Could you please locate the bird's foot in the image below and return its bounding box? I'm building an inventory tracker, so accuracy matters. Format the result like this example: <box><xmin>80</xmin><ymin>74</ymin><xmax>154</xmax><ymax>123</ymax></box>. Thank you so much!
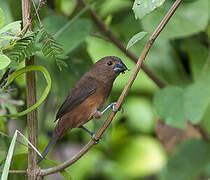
<box><xmin>93</xmin><ymin>110</ymin><xmax>103</xmax><ymax>119</ymax></box>
<box><xmin>101</xmin><ymin>102</ymin><xmax>124</xmax><ymax>114</ymax></box>
<box><xmin>110</xmin><ymin>102</ymin><xmax>124</xmax><ymax>113</ymax></box>
<box><xmin>91</xmin><ymin>134</ymin><xmax>100</xmax><ymax>144</ymax></box>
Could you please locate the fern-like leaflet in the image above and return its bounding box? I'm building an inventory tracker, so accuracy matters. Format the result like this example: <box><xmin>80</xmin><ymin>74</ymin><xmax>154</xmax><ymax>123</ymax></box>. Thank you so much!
<box><xmin>4</xmin><ymin>32</ymin><xmax>37</xmax><ymax>63</ymax></box>
<box><xmin>37</xmin><ymin>28</ymin><xmax>67</xmax><ymax>70</ymax></box>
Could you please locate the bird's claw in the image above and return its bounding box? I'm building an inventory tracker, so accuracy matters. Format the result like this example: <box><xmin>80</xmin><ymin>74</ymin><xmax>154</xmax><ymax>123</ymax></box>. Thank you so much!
<box><xmin>111</xmin><ymin>102</ymin><xmax>124</xmax><ymax>113</ymax></box>
<box><xmin>91</xmin><ymin>134</ymin><xmax>100</xmax><ymax>144</ymax></box>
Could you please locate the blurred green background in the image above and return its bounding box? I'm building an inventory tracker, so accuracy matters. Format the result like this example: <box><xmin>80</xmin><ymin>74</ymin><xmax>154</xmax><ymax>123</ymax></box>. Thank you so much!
<box><xmin>0</xmin><ymin>0</ymin><xmax>210</xmax><ymax>179</ymax></box>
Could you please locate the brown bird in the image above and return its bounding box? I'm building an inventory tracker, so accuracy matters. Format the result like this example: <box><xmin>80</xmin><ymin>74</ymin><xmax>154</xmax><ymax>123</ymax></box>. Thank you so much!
<box><xmin>39</xmin><ymin>56</ymin><xmax>129</xmax><ymax>162</ymax></box>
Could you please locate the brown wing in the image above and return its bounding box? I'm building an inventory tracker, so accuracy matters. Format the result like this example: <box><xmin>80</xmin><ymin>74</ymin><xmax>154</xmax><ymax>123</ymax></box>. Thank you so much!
<box><xmin>55</xmin><ymin>76</ymin><xmax>98</xmax><ymax>121</ymax></box>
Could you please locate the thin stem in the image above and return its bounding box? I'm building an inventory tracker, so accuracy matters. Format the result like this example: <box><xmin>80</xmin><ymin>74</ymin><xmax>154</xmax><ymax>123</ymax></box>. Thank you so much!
<box><xmin>40</xmin><ymin>0</ymin><xmax>182</xmax><ymax>176</ymax></box>
<box><xmin>78</xmin><ymin>0</ymin><xmax>165</xmax><ymax>88</ymax></box>
<box><xmin>53</xmin><ymin>5</ymin><xmax>90</xmax><ymax>38</ymax></box>
<box><xmin>16</xmin><ymin>22</ymin><xmax>30</xmax><ymax>37</ymax></box>
<box><xmin>0</xmin><ymin>170</ymin><xmax>26</xmax><ymax>174</ymax></box>
<box><xmin>31</xmin><ymin>0</ymin><xmax>43</xmax><ymax>28</ymax></box>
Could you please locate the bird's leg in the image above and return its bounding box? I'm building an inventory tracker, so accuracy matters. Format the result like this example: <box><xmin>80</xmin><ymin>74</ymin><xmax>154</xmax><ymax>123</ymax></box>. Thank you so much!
<box><xmin>93</xmin><ymin>110</ymin><xmax>103</xmax><ymax>119</ymax></box>
<box><xmin>80</xmin><ymin>126</ymin><xmax>99</xmax><ymax>144</ymax></box>
<box><xmin>93</xmin><ymin>103</ymin><xmax>123</xmax><ymax>119</ymax></box>
<box><xmin>101</xmin><ymin>102</ymin><xmax>124</xmax><ymax>114</ymax></box>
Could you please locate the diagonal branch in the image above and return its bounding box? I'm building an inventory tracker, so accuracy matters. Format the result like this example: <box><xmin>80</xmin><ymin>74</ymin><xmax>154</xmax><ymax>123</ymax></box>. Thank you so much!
<box><xmin>40</xmin><ymin>0</ymin><xmax>182</xmax><ymax>176</ymax></box>
<box><xmin>78</xmin><ymin>0</ymin><xmax>165</xmax><ymax>88</ymax></box>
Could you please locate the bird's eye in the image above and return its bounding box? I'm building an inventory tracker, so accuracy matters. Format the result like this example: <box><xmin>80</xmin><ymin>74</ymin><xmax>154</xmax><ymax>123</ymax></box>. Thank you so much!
<box><xmin>107</xmin><ymin>61</ymin><xmax>113</xmax><ymax>66</ymax></box>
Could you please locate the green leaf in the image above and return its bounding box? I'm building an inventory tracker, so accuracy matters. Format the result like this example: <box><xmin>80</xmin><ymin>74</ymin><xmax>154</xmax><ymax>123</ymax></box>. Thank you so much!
<box><xmin>0</xmin><ymin>35</ymin><xmax>20</xmax><ymax>40</ymax></box>
<box><xmin>159</xmin><ymin>139</ymin><xmax>210</xmax><ymax>180</ymax></box>
<box><xmin>1</xmin><ymin>65</ymin><xmax>51</xmax><ymax>117</ymax></box>
<box><xmin>181</xmin><ymin>39</ymin><xmax>209</xmax><ymax>81</ymax></box>
<box><xmin>5</xmin><ymin>32</ymin><xmax>37</xmax><ymax>62</ymax></box>
<box><xmin>0</xmin><ymin>8</ymin><xmax>5</xmax><ymax>29</ymax></box>
<box><xmin>142</xmin><ymin>0</ymin><xmax>210</xmax><ymax>38</ymax></box>
<box><xmin>99</xmin><ymin>0</ymin><xmax>132</xmax><ymax>18</ymax></box>
<box><xmin>42</xmin><ymin>15</ymin><xmax>92</xmax><ymax>54</ymax></box>
<box><xmin>154</xmin><ymin>81</ymin><xmax>210</xmax><ymax>128</ymax></box>
<box><xmin>60</xmin><ymin>0</ymin><xmax>77</xmax><ymax>16</ymax></box>
<box><xmin>133</xmin><ymin>0</ymin><xmax>165</xmax><ymax>19</ymax></box>
<box><xmin>0</xmin><ymin>21</ymin><xmax>21</xmax><ymax>35</ymax></box>
<box><xmin>143</xmin><ymin>38</ymin><xmax>188</xmax><ymax>85</ymax></box>
<box><xmin>184</xmin><ymin>81</ymin><xmax>210</xmax><ymax>124</ymax></box>
<box><xmin>37</xmin><ymin>29</ymin><xmax>65</xmax><ymax>61</ymax></box>
<box><xmin>0</xmin><ymin>54</ymin><xmax>11</xmax><ymax>70</ymax></box>
<box><xmin>56</xmin><ymin>18</ymin><xmax>92</xmax><ymax>54</ymax></box>
<box><xmin>1</xmin><ymin>130</ymin><xmax>17</xmax><ymax>180</ymax></box>
<box><xmin>200</xmin><ymin>105</ymin><xmax>210</xmax><ymax>134</ymax></box>
<box><xmin>126</xmin><ymin>31</ymin><xmax>147</xmax><ymax>49</ymax></box>
<box><xmin>154</xmin><ymin>86</ymin><xmax>185</xmax><ymax>128</ymax></box>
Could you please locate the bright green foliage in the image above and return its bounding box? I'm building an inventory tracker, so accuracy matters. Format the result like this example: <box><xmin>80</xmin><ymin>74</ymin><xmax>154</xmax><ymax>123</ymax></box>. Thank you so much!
<box><xmin>0</xmin><ymin>21</ymin><xmax>21</xmax><ymax>51</ymax></box>
<box><xmin>0</xmin><ymin>8</ymin><xmax>5</xmax><ymax>29</ymax></box>
<box><xmin>154</xmin><ymin>80</ymin><xmax>210</xmax><ymax>128</ymax></box>
<box><xmin>1</xmin><ymin>65</ymin><xmax>51</xmax><ymax>117</ymax></box>
<box><xmin>0</xmin><ymin>21</ymin><xmax>21</xmax><ymax>35</ymax></box>
<box><xmin>5</xmin><ymin>32</ymin><xmax>37</xmax><ymax>63</ymax></box>
<box><xmin>42</xmin><ymin>15</ymin><xmax>92</xmax><ymax>54</ymax></box>
<box><xmin>142</xmin><ymin>0</ymin><xmax>210</xmax><ymax>38</ymax></box>
<box><xmin>37</xmin><ymin>28</ymin><xmax>66</xmax><ymax>63</ymax></box>
<box><xmin>126</xmin><ymin>31</ymin><xmax>147</xmax><ymax>49</ymax></box>
<box><xmin>1</xmin><ymin>131</ymin><xmax>17</xmax><ymax>180</ymax></box>
<box><xmin>0</xmin><ymin>54</ymin><xmax>10</xmax><ymax>70</ymax></box>
<box><xmin>181</xmin><ymin>39</ymin><xmax>209</xmax><ymax>81</ymax></box>
<box><xmin>99</xmin><ymin>0</ymin><xmax>132</xmax><ymax>18</ymax></box>
<box><xmin>144</xmin><ymin>38</ymin><xmax>188</xmax><ymax>85</ymax></box>
<box><xmin>154</xmin><ymin>86</ymin><xmax>185</xmax><ymax>128</ymax></box>
<box><xmin>133</xmin><ymin>0</ymin><xmax>165</xmax><ymax>19</ymax></box>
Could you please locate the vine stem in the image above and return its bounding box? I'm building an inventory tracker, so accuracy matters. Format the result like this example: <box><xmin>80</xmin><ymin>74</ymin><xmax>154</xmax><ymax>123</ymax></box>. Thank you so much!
<box><xmin>40</xmin><ymin>0</ymin><xmax>183</xmax><ymax>176</ymax></box>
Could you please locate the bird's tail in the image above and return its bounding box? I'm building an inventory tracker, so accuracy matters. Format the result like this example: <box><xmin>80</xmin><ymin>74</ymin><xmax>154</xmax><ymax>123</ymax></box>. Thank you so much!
<box><xmin>38</xmin><ymin>134</ymin><xmax>58</xmax><ymax>163</ymax></box>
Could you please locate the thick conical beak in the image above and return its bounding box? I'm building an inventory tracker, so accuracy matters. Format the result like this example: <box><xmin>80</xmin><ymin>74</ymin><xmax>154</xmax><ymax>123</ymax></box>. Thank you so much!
<box><xmin>114</xmin><ymin>60</ymin><xmax>130</xmax><ymax>74</ymax></box>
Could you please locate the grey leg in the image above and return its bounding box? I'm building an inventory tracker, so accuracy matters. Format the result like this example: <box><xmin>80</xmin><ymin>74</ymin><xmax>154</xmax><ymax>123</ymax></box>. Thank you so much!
<box><xmin>101</xmin><ymin>102</ymin><xmax>124</xmax><ymax>114</ymax></box>
<box><xmin>80</xmin><ymin>126</ymin><xmax>99</xmax><ymax>144</ymax></box>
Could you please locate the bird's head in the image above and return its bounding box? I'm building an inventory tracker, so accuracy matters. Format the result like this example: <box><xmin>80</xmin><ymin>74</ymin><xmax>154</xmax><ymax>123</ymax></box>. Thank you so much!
<box><xmin>90</xmin><ymin>56</ymin><xmax>129</xmax><ymax>81</ymax></box>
